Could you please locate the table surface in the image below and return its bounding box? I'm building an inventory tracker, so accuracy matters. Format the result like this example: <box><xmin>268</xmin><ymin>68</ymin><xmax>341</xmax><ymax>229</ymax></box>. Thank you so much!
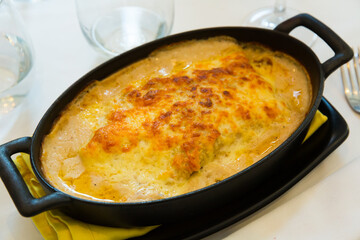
<box><xmin>1</xmin><ymin>0</ymin><xmax>360</xmax><ymax>239</ymax></box>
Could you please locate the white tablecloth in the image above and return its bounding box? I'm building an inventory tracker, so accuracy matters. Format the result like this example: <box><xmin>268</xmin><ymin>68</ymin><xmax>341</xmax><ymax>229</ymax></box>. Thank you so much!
<box><xmin>1</xmin><ymin>0</ymin><xmax>360</xmax><ymax>239</ymax></box>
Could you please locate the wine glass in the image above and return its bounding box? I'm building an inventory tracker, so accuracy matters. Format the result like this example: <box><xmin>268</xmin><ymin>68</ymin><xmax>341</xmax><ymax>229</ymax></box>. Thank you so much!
<box><xmin>0</xmin><ymin>0</ymin><xmax>35</xmax><ymax>135</ymax></box>
<box><xmin>243</xmin><ymin>0</ymin><xmax>317</xmax><ymax>47</ymax></box>
<box><xmin>75</xmin><ymin>0</ymin><xmax>174</xmax><ymax>58</ymax></box>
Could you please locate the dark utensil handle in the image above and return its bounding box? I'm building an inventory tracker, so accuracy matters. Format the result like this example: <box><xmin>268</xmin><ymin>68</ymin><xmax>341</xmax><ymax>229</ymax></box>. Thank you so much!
<box><xmin>0</xmin><ymin>137</ymin><xmax>70</xmax><ymax>217</ymax></box>
<box><xmin>275</xmin><ymin>13</ymin><xmax>353</xmax><ymax>78</ymax></box>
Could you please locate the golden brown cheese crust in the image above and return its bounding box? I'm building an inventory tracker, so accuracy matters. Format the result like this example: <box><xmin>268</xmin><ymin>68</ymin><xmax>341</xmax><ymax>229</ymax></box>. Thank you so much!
<box><xmin>41</xmin><ymin>37</ymin><xmax>312</xmax><ymax>202</ymax></box>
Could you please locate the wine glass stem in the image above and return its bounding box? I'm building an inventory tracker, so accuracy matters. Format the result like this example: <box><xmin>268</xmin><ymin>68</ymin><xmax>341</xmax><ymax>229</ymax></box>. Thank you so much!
<box><xmin>274</xmin><ymin>0</ymin><xmax>286</xmax><ymax>13</ymax></box>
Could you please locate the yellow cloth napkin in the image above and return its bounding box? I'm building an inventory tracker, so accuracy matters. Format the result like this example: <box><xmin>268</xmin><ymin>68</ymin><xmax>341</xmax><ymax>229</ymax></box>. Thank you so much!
<box><xmin>13</xmin><ymin>155</ymin><xmax>158</xmax><ymax>240</ymax></box>
<box><xmin>12</xmin><ymin>110</ymin><xmax>327</xmax><ymax>240</ymax></box>
<box><xmin>303</xmin><ymin>110</ymin><xmax>328</xmax><ymax>142</ymax></box>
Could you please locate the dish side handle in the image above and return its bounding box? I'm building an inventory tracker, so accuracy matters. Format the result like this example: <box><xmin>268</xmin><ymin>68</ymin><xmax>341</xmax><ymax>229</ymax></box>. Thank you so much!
<box><xmin>0</xmin><ymin>137</ymin><xmax>70</xmax><ymax>217</ymax></box>
<box><xmin>275</xmin><ymin>13</ymin><xmax>353</xmax><ymax>79</ymax></box>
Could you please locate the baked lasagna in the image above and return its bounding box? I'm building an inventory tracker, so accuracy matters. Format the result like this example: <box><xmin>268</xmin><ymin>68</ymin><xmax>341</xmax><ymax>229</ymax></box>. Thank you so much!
<box><xmin>41</xmin><ymin>36</ymin><xmax>312</xmax><ymax>202</ymax></box>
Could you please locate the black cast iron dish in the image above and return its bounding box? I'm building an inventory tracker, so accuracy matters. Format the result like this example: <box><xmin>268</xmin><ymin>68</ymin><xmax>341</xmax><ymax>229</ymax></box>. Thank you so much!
<box><xmin>0</xmin><ymin>14</ymin><xmax>353</xmax><ymax>227</ymax></box>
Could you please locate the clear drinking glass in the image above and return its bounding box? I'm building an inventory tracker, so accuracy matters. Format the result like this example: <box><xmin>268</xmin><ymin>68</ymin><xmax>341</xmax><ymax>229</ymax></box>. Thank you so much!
<box><xmin>243</xmin><ymin>0</ymin><xmax>317</xmax><ymax>47</ymax></box>
<box><xmin>0</xmin><ymin>0</ymin><xmax>34</xmax><ymax>117</ymax></box>
<box><xmin>75</xmin><ymin>0</ymin><xmax>174</xmax><ymax>57</ymax></box>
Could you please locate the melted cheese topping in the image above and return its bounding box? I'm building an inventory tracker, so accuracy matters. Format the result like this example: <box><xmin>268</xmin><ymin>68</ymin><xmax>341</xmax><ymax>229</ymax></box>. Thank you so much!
<box><xmin>41</xmin><ymin>37</ymin><xmax>312</xmax><ymax>202</ymax></box>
